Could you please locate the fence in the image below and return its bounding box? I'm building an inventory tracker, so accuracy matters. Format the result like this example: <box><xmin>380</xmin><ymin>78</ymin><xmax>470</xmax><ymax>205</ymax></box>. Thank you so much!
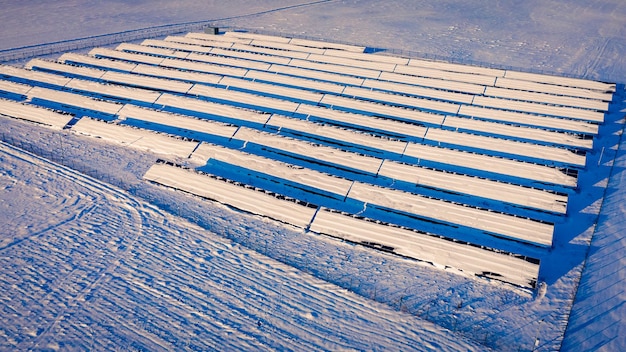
<box><xmin>0</xmin><ymin>21</ymin><xmax>218</xmax><ymax>63</ymax></box>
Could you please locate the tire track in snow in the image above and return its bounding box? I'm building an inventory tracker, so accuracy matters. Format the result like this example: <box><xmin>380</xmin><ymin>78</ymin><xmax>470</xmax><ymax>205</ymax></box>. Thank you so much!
<box><xmin>0</xmin><ymin>142</ymin><xmax>149</xmax><ymax>349</ymax></box>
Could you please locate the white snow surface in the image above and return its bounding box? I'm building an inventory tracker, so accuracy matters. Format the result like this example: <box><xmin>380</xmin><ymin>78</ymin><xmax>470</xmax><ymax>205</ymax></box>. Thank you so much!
<box><xmin>0</xmin><ymin>1</ymin><xmax>625</xmax><ymax>351</ymax></box>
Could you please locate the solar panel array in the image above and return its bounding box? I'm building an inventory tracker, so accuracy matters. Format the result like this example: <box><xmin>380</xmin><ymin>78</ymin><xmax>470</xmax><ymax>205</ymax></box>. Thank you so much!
<box><xmin>0</xmin><ymin>30</ymin><xmax>615</xmax><ymax>288</ymax></box>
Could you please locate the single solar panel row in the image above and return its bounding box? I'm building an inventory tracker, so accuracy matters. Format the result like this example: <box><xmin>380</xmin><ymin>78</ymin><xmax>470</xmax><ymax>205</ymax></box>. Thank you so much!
<box><xmin>0</xmin><ymin>98</ymin><xmax>74</xmax><ymax>129</ymax></box>
<box><xmin>144</xmin><ymin>163</ymin><xmax>318</xmax><ymax>229</ymax></box>
<box><xmin>309</xmin><ymin>210</ymin><xmax>539</xmax><ymax>288</ymax></box>
<box><xmin>72</xmin><ymin>118</ymin><xmax>199</xmax><ymax>158</ymax></box>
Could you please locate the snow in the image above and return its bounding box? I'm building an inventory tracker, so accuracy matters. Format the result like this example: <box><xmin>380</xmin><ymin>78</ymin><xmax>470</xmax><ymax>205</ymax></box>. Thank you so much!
<box><xmin>1</xmin><ymin>141</ymin><xmax>486</xmax><ymax>351</ymax></box>
<box><xmin>309</xmin><ymin>210</ymin><xmax>539</xmax><ymax>288</ymax></box>
<box><xmin>457</xmin><ymin>105</ymin><xmax>599</xmax><ymax>134</ymax></box>
<box><xmin>561</xmin><ymin>132</ymin><xmax>626</xmax><ymax>350</ymax></box>
<box><xmin>441</xmin><ymin>115</ymin><xmax>594</xmax><ymax>149</ymax></box>
<box><xmin>0</xmin><ymin>1</ymin><xmax>625</xmax><ymax>351</ymax></box>
<box><xmin>401</xmin><ymin>143</ymin><xmax>578</xmax><ymax>188</ymax></box>
<box><xmin>0</xmin><ymin>98</ymin><xmax>74</xmax><ymax>130</ymax></box>
<box><xmin>345</xmin><ymin>182</ymin><xmax>554</xmax><ymax>247</ymax></box>
<box><xmin>144</xmin><ymin>162</ymin><xmax>318</xmax><ymax>229</ymax></box>
<box><xmin>482</xmin><ymin>86</ymin><xmax>610</xmax><ymax>111</ymax></box>
<box><xmin>471</xmin><ymin>95</ymin><xmax>605</xmax><ymax>122</ymax></box>
<box><xmin>72</xmin><ymin>118</ymin><xmax>199</xmax><ymax>160</ymax></box>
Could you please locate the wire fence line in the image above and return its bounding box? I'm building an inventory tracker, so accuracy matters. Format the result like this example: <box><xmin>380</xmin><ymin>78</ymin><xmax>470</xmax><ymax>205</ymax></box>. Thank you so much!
<box><xmin>0</xmin><ymin>21</ymin><xmax>217</xmax><ymax>64</ymax></box>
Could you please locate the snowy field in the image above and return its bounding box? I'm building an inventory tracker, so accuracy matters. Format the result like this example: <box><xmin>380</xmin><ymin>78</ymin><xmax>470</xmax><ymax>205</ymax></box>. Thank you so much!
<box><xmin>1</xmin><ymin>1</ymin><xmax>625</xmax><ymax>351</ymax></box>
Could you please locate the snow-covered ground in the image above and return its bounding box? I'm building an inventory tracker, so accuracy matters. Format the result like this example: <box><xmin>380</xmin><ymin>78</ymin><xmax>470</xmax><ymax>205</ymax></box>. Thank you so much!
<box><xmin>1</xmin><ymin>1</ymin><xmax>625</xmax><ymax>351</ymax></box>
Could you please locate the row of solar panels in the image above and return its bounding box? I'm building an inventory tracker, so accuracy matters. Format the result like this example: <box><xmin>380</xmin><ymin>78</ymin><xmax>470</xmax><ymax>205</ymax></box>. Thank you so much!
<box><xmin>0</xmin><ymin>31</ymin><xmax>613</xmax><ymax>287</ymax></box>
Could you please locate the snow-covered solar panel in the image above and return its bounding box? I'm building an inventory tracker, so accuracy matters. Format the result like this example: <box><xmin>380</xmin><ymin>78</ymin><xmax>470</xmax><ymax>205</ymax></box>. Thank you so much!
<box><xmin>0</xmin><ymin>98</ymin><xmax>73</xmax><ymax>129</ymax></box>
<box><xmin>494</xmin><ymin>77</ymin><xmax>613</xmax><ymax>101</ymax></box>
<box><xmin>165</xmin><ymin>35</ymin><xmax>236</xmax><ymax>49</ymax></box>
<box><xmin>0</xmin><ymin>65</ymin><xmax>72</xmax><ymax>87</ymax></box>
<box><xmin>65</xmin><ymin>78</ymin><xmax>162</xmax><ymax>104</ymax></box>
<box><xmin>379</xmin><ymin>71</ymin><xmax>486</xmax><ymax>95</ymax></box>
<box><xmin>187</xmin><ymin>84</ymin><xmax>300</xmax><ymax>114</ymax></box>
<box><xmin>143</xmin><ymin>38</ymin><xmax>214</xmax><ymax>54</ymax></box>
<box><xmin>149</xmin><ymin>38</ymin><xmax>294</xmax><ymax>65</ymax></box>
<box><xmin>25</xmin><ymin>58</ymin><xmax>107</xmax><ymax>79</ymax></box>
<box><xmin>347</xmin><ymin>182</ymin><xmax>554</xmax><ymax>247</ymax></box>
<box><xmin>185</xmin><ymin>32</ymin><xmax>253</xmax><ymax>45</ymax></box>
<box><xmin>218</xmin><ymin>76</ymin><xmax>324</xmax><ymax>104</ymax></box>
<box><xmin>90</xmin><ymin>48</ymin><xmax>165</xmax><ymax>65</ymax></box>
<box><xmin>288</xmin><ymin>58</ymin><xmax>382</xmax><ymax>79</ymax></box>
<box><xmin>131</xmin><ymin>64</ymin><xmax>223</xmax><ymax>84</ymax></box>
<box><xmin>117</xmin><ymin>43</ymin><xmax>189</xmax><ymax>59</ymax></box>
<box><xmin>244</xmin><ymin>70</ymin><xmax>345</xmax><ymax>94</ymax></box>
<box><xmin>186</xmin><ymin>52</ymin><xmax>272</xmax><ymax>71</ymax></box>
<box><xmin>209</xmin><ymin>47</ymin><xmax>293</xmax><ymax>65</ymax></box>
<box><xmin>233</xmin><ymin>127</ymin><xmax>384</xmax><ymax>175</ymax></box>
<box><xmin>288</xmin><ymin>37</ymin><xmax>365</xmax><ymax>53</ymax></box>
<box><xmin>99</xmin><ymin>71</ymin><xmax>193</xmax><ymax>94</ymax></box>
<box><xmin>377</xmin><ymin>160</ymin><xmax>568</xmax><ymax>214</ymax></box>
<box><xmin>309</xmin><ymin>210</ymin><xmax>539</xmax><ymax>288</ymax></box>
<box><xmin>402</xmin><ymin>143</ymin><xmax>577</xmax><ymax>188</ymax></box>
<box><xmin>503</xmin><ymin>70</ymin><xmax>616</xmax><ymax>92</ymax></box>
<box><xmin>26</xmin><ymin>58</ymin><xmax>194</xmax><ymax>94</ymax></box>
<box><xmin>484</xmin><ymin>86</ymin><xmax>610</xmax><ymax>111</ymax></box>
<box><xmin>224</xmin><ymin>31</ymin><xmax>292</xmax><ymax>44</ymax></box>
<box><xmin>442</xmin><ymin>116</ymin><xmax>593</xmax><ymax>150</ymax></box>
<box><xmin>458</xmin><ymin>105</ymin><xmax>599</xmax><ymax>134</ymax></box>
<box><xmin>60</xmin><ymin>53</ymin><xmax>224</xmax><ymax>85</ymax></box>
<box><xmin>423</xmin><ymin>128</ymin><xmax>586</xmax><ymax>167</ymax></box>
<box><xmin>342</xmin><ymin>86</ymin><xmax>461</xmax><ymax>114</ymax></box>
<box><xmin>192</xmin><ymin>143</ymin><xmax>354</xmax><ymax>197</ymax></box>
<box><xmin>18</xmin><ymin>30</ymin><xmax>614</xmax><ymax>289</ymax></box>
<box><xmin>144</xmin><ymin>163</ymin><xmax>317</xmax><ymax>229</ymax></box>
<box><xmin>0</xmin><ymin>79</ymin><xmax>32</xmax><ymax>96</ymax></box>
<box><xmin>117</xmin><ymin>105</ymin><xmax>239</xmax><ymax>140</ymax></box>
<box><xmin>73</xmin><ymin>118</ymin><xmax>198</xmax><ymax>158</ymax></box>
<box><xmin>472</xmin><ymin>96</ymin><xmax>605</xmax><ymax>122</ymax></box>
<box><xmin>27</xmin><ymin>86</ymin><xmax>123</xmax><ymax>116</ymax></box>
<box><xmin>230</xmin><ymin>42</ymin><xmax>311</xmax><ymax>60</ymax></box>
<box><xmin>119</xmin><ymin>43</ymin><xmax>274</xmax><ymax>71</ymax></box>
<box><xmin>242</xmin><ymin>111</ymin><xmax>572</xmax><ymax>213</ymax></box>
<box><xmin>124</xmin><ymin>105</ymin><xmax>567</xmax><ymax>212</ymax></box>
<box><xmin>394</xmin><ymin>64</ymin><xmax>497</xmax><ymax>86</ymax></box>
<box><xmin>295</xmin><ymin>104</ymin><xmax>429</xmax><ymax>138</ymax></box>
<box><xmin>154</xmin><ymin>94</ymin><xmax>272</xmax><ymax>126</ymax></box>
<box><xmin>320</xmin><ymin>94</ymin><xmax>446</xmax><ymax>125</ymax></box>
<box><xmin>249</xmin><ymin>40</ymin><xmax>327</xmax><ymax>55</ymax></box>
<box><xmin>323</xmin><ymin>49</ymin><xmax>410</xmax><ymax>65</ymax></box>
<box><xmin>59</xmin><ymin>52</ymin><xmax>138</xmax><ymax>72</ymax></box>
<box><xmin>91</xmin><ymin>48</ymin><xmax>248</xmax><ymax>77</ymax></box>
<box><xmin>265</xmin><ymin>114</ymin><xmax>409</xmax><ymax>155</ymax></box>
<box><xmin>187</xmin><ymin>108</ymin><xmax>572</xmax><ymax>212</ymax></box>
<box><xmin>407</xmin><ymin>58</ymin><xmax>506</xmax><ymax>77</ymax></box>
<box><xmin>306</xmin><ymin>53</ymin><xmax>397</xmax><ymax>72</ymax></box>
<box><xmin>268</xmin><ymin>64</ymin><xmax>365</xmax><ymax>86</ymax></box>
<box><xmin>361</xmin><ymin>78</ymin><xmax>475</xmax><ymax>104</ymax></box>
<box><xmin>159</xmin><ymin>57</ymin><xmax>248</xmax><ymax>77</ymax></box>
